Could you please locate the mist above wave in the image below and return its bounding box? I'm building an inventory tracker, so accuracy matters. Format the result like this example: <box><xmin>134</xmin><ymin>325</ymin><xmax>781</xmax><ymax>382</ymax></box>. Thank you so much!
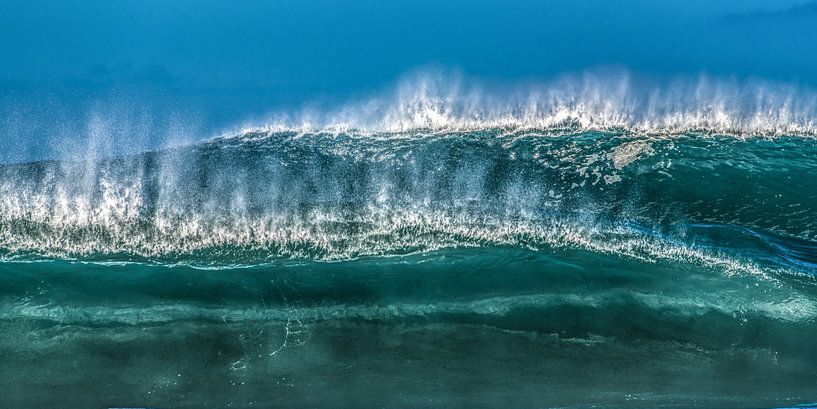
<box><xmin>235</xmin><ymin>69</ymin><xmax>817</xmax><ymax>136</ymax></box>
<box><xmin>5</xmin><ymin>69</ymin><xmax>817</xmax><ymax>166</ymax></box>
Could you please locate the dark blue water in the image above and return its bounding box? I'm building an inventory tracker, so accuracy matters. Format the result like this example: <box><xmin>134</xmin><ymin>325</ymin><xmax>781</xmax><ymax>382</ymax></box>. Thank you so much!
<box><xmin>0</xmin><ymin>127</ymin><xmax>816</xmax><ymax>408</ymax></box>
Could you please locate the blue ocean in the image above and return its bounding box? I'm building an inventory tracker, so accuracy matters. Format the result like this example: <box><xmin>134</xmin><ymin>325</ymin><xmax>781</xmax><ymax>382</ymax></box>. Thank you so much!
<box><xmin>2</xmin><ymin>1</ymin><xmax>817</xmax><ymax>408</ymax></box>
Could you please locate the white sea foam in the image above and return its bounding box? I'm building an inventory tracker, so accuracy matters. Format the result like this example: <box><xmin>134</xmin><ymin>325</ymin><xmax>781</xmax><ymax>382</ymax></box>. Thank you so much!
<box><xmin>5</xmin><ymin>286</ymin><xmax>815</xmax><ymax>326</ymax></box>
<box><xmin>0</xmin><ymin>192</ymin><xmax>792</xmax><ymax>284</ymax></box>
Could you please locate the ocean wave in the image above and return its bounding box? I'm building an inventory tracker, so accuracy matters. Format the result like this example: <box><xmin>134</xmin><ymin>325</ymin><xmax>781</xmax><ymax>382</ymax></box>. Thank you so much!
<box><xmin>0</xmin><ymin>125</ymin><xmax>815</xmax><ymax>273</ymax></box>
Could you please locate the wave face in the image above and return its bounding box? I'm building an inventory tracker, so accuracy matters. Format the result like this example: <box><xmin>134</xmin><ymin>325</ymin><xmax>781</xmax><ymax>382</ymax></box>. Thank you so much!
<box><xmin>1</xmin><ymin>127</ymin><xmax>817</xmax><ymax>408</ymax></box>
<box><xmin>2</xmin><ymin>128</ymin><xmax>817</xmax><ymax>264</ymax></box>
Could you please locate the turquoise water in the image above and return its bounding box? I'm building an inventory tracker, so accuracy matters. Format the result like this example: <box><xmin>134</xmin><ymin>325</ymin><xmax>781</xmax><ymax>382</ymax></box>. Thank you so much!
<box><xmin>1</xmin><ymin>129</ymin><xmax>816</xmax><ymax>407</ymax></box>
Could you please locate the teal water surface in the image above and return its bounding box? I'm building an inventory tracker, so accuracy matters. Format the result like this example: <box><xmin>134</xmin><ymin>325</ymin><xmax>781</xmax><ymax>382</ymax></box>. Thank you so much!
<box><xmin>1</xmin><ymin>129</ymin><xmax>816</xmax><ymax>408</ymax></box>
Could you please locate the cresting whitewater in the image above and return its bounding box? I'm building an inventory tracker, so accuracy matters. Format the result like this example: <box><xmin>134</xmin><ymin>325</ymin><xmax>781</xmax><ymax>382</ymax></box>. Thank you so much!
<box><xmin>1</xmin><ymin>74</ymin><xmax>817</xmax><ymax>408</ymax></box>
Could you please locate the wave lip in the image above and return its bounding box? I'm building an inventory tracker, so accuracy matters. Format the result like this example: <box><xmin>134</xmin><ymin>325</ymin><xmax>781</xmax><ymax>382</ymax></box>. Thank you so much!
<box><xmin>241</xmin><ymin>71</ymin><xmax>817</xmax><ymax>137</ymax></box>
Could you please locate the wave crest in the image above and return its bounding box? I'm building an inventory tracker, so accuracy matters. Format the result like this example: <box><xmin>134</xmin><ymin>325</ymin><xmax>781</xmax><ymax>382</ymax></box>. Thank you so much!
<box><xmin>238</xmin><ymin>70</ymin><xmax>817</xmax><ymax>136</ymax></box>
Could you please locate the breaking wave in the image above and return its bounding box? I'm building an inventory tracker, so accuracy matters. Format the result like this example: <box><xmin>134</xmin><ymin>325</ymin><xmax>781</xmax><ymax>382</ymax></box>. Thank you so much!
<box><xmin>0</xmin><ymin>126</ymin><xmax>815</xmax><ymax>275</ymax></box>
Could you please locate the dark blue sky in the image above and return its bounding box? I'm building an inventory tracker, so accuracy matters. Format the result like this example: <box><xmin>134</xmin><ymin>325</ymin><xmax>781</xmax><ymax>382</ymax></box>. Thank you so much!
<box><xmin>2</xmin><ymin>0</ymin><xmax>817</xmax><ymax>161</ymax></box>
